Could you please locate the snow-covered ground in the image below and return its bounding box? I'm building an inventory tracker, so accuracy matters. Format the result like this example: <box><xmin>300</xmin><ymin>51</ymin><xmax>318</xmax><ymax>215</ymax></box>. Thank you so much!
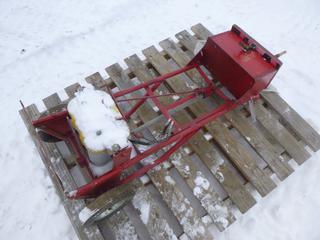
<box><xmin>1</xmin><ymin>0</ymin><xmax>320</xmax><ymax>239</ymax></box>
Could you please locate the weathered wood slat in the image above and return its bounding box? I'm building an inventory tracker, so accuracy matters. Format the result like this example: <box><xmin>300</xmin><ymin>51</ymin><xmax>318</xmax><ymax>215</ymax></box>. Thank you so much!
<box><xmin>132</xmin><ymin>188</ymin><xmax>178</xmax><ymax>240</ymax></box>
<box><xmin>175</xmin><ymin>30</ymin><xmax>198</xmax><ymax>54</ymax></box>
<box><xmin>225</xmin><ymin>110</ymin><xmax>294</xmax><ymax>180</ymax></box>
<box><xmin>159</xmin><ymin>39</ymin><xmax>203</xmax><ymax>87</ymax></box>
<box><xmin>160</xmin><ymin>37</ymin><xmax>293</xmax><ymax>181</ymax></box>
<box><xmin>125</xmin><ymin>54</ymin><xmax>236</xmax><ymax>229</ymax></box>
<box><xmin>65</xmin><ymin>83</ymin><xmax>81</xmax><ymax>97</ymax></box>
<box><xmin>105</xmin><ymin>64</ymin><xmax>212</xmax><ymax>239</ymax></box>
<box><xmin>123</xmin><ymin>203</ymin><xmax>154</xmax><ymax>240</ymax></box>
<box><xmin>143</xmin><ymin>45</ymin><xmax>276</xmax><ymax>197</ymax></box>
<box><xmin>254</xmin><ymin>101</ymin><xmax>310</xmax><ymax>165</ymax></box>
<box><xmin>86</xmin><ymin>72</ymin><xmax>109</xmax><ymax>89</ymax></box>
<box><xmin>20</xmin><ymin>104</ymin><xmax>104</xmax><ymax>240</ymax></box>
<box><xmin>43</xmin><ymin>93</ymin><xmax>63</xmax><ymax>109</ymax></box>
<box><xmin>261</xmin><ymin>91</ymin><xmax>320</xmax><ymax>152</ymax></box>
<box><xmin>106</xmin><ymin>210</ymin><xmax>140</xmax><ymax>240</ymax></box>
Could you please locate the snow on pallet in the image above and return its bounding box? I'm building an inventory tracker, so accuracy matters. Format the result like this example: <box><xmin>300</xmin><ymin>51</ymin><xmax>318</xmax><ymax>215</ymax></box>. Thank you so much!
<box><xmin>20</xmin><ymin>23</ymin><xmax>320</xmax><ymax>240</ymax></box>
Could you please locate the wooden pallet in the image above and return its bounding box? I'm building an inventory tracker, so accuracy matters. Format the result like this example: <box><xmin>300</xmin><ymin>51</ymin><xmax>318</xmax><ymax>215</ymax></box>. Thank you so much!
<box><xmin>20</xmin><ymin>23</ymin><xmax>320</xmax><ymax>240</ymax></box>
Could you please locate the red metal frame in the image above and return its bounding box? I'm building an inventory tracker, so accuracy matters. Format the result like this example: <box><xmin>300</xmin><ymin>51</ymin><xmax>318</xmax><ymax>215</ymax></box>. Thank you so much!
<box><xmin>32</xmin><ymin>24</ymin><xmax>282</xmax><ymax>199</ymax></box>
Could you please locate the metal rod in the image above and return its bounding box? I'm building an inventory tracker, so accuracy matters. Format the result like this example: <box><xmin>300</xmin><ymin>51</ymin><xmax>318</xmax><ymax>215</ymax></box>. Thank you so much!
<box><xmin>117</xmin><ymin>89</ymin><xmax>201</xmax><ymax>102</ymax></box>
<box><xmin>275</xmin><ymin>50</ymin><xmax>287</xmax><ymax>58</ymax></box>
<box><xmin>113</xmin><ymin>64</ymin><xmax>197</xmax><ymax>98</ymax></box>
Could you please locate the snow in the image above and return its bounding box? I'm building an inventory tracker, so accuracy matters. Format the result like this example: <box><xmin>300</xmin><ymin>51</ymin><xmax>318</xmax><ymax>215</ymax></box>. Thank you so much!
<box><xmin>165</xmin><ymin>175</ymin><xmax>176</xmax><ymax>185</ymax></box>
<box><xmin>78</xmin><ymin>206</ymin><xmax>98</xmax><ymax>224</ymax></box>
<box><xmin>1</xmin><ymin>0</ymin><xmax>320</xmax><ymax>239</ymax></box>
<box><xmin>194</xmin><ymin>174</ymin><xmax>210</xmax><ymax>191</ymax></box>
<box><xmin>139</xmin><ymin>203</ymin><xmax>150</xmax><ymax>225</ymax></box>
<box><xmin>88</xmin><ymin>161</ymin><xmax>113</xmax><ymax>177</ymax></box>
<box><xmin>172</xmin><ymin>95</ymin><xmax>180</xmax><ymax>100</ymax></box>
<box><xmin>193</xmin><ymin>173</ymin><xmax>212</xmax><ymax>199</ymax></box>
<box><xmin>132</xmin><ymin>189</ymin><xmax>151</xmax><ymax>225</ymax></box>
<box><xmin>203</xmin><ymin>132</ymin><xmax>213</xmax><ymax>141</ymax></box>
<box><xmin>193</xmin><ymin>171</ymin><xmax>230</xmax><ymax>230</ymax></box>
<box><xmin>66</xmin><ymin>190</ymin><xmax>78</xmax><ymax>199</ymax></box>
<box><xmin>139</xmin><ymin>174</ymin><xmax>150</xmax><ymax>185</ymax></box>
<box><xmin>67</xmin><ymin>86</ymin><xmax>130</xmax><ymax>152</ymax></box>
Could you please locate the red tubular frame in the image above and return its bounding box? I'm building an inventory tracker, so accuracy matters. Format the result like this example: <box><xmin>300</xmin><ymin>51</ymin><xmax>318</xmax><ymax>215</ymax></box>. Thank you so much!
<box><xmin>33</xmin><ymin>62</ymin><xmax>237</xmax><ymax>199</ymax></box>
<box><xmin>32</xmin><ymin>25</ymin><xmax>282</xmax><ymax>199</ymax></box>
<box><xmin>67</xmin><ymin>63</ymin><xmax>239</xmax><ymax>199</ymax></box>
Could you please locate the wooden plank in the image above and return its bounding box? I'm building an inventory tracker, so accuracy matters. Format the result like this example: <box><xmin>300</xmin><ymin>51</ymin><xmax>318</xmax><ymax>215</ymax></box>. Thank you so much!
<box><xmin>159</xmin><ymin>38</ymin><xmax>293</xmax><ymax>181</ymax></box>
<box><xmin>123</xmin><ymin>203</ymin><xmax>153</xmax><ymax>240</ymax></box>
<box><xmin>132</xmin><ymin>188</ymin><xmax>178</xmax><ymax>240</ymax></box>
<box><xmin>254</xmin><ymin>101</ymin><xmax>311</xmax><ymax>165</ymax></box>
<box><xmin>65</xmin><ymin>83</ymin><xmax>81</xmax><ymax>97</ymax></box>
<box><xmin>105</xmin><ymin>64</ymin><xmax>212</xmax><ymax>239</ymax></box>
<box><xmin>19</xmin><ymin>104</ymin><xmax>104</xmax><ymax>240</ymax></box>
<box><xmin>43</xmin><ymin>93</ymin><xmax>62</xmax><ymax>109</ymax></box>
<box><xmin>86</xmin><ymin>72</ymin><xmax>109</xmax><ymax>89</ymax></box>
<box><xmin>106</xmin><ymin>210</ymin><xmax>140</xmax><ymax>240</ymax></box>
<box><xmin>159</xmin><ymin>39</ymin><xmax>203</xmax><ymax>87</ymax></box>
<box><xmin>148</xmin><ymin>167</ymin><xmax>211</xmax><ymax>239</ymax></box>
<box><xmin>261</xmin><ymin>91</ymin><xmax>320</xmax><ymax>151</ymax></box>
<box><xmin>190</xmin><ymin>23</ymin><xmax>212</xmax><ymax>40</ymax></box>
<box><xmin>143</xmin><ymin>46</ymin><xmax>276</xmax><ymax>197</ymax></box>
<box><xmin>225</xmin><ymin>110</ymin><xmax>294</xmax><ymax>180</ymax></box>
<box><xmin>175</xmin><ymin>30</ymin><xmax>198</xmax><ymax>54</ymax></box>
<box><xmin>125</xmin><ymin>55</ymin><xmax>236</xmax><ymax>228</ymax></box>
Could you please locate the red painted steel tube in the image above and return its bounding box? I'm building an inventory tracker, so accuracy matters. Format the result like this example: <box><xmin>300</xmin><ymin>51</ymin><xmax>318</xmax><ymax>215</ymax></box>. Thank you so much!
<box><xmin>123</xmin><ymin>94</ymin><xmax>149</xmax><ymax>120</ymax></box>
<box><xmin>195</xmin><ymin>65</ymin><xmax>213</xmax><ymax>87</ymax></box>
<box><xmin>145</xmin><ymin>86</ymin><xmax>181</xmax><ymax>130</ymax></box>
<box><xmin>166</xmin><ymin>92</ymin><xmax>197</xmax><ymax>110</ymax></box>
<box><xmin>117</xmin><ymin>89</ymin><xmax>202</xmax><ymax>102</ymax></box>
<box><xmin>34</xmin><ymin>25</ymin><xmax>284</xmax><ymax>200</ymax></box>
<box><xmin>120</xmin><ymin>129</ymin><xmax>197</xmax><ymax>185</ymax></box>
<box><xmin>195</xmin><ymin>65</ymin><xmax>230</xmax><ymax>101</ymax></box>
<box><xmin>32</xmin><ymin>110</ymin><xmax>68</xmax><ymax>126</ymax></box>
<box><xmin>113</xmin><ymin>64</ymin><xmax>197</xmax><ymax>98</ymax></box>
<box><xmin>122</xmin><ymin>76</ymin><xmax>167</xmax><ymax>119</ymax></box>
<box><xmin>73</xmin><ymin>129</ymin><xmax>198</xmax><ymax>198</ymax></box>
<box><xmin>183</xmin><ymin>100</ymin><xmax>235</xmax><ymax>129</ymax></box>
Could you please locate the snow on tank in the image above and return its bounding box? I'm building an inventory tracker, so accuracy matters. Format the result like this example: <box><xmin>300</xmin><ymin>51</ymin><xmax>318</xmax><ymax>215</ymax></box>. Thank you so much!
<box><xmin>67</xmin><ymin>86</ymin><xmax>130</xmax><ymax>153</ymax></box>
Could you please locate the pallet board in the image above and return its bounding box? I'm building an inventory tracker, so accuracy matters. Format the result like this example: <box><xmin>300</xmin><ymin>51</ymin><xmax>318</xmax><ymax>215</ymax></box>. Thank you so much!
<box><xmin>20</xmin><ymin>23</ymin><xmax>320</xmax><ymax>240</ymax></box>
